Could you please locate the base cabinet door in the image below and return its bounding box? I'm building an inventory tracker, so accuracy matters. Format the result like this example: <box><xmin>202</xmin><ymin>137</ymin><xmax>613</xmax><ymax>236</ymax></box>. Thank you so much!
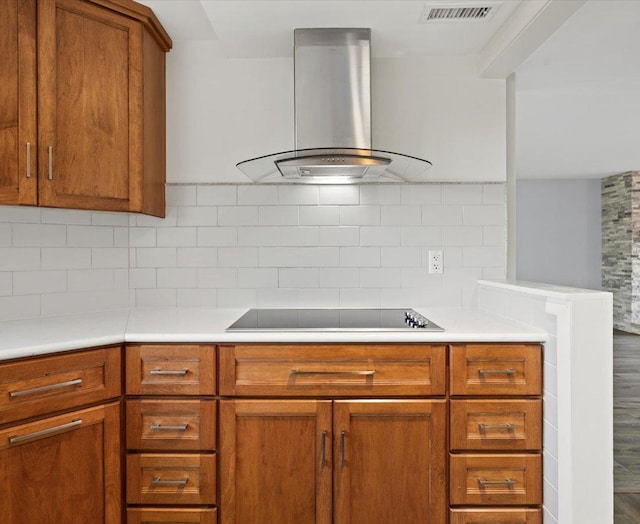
<box><xmin>333</xmin><ymin>400</ymin><xmax>447</xmax><ymax>524</ymax></box>
<box><xmin>0</xmin><ymin>402</ymin><xmax>121</xmax><ymax>524</ymax></box>
<box><xmin>219</xmin><ymin>399</ymin><xmax>332</xmax><ymax>524</ymax></box>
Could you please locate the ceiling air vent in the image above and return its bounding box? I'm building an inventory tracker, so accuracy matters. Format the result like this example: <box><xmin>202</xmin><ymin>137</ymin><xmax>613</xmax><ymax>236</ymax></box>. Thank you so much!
<box><xmin>419</xmin><ymin>2</ymin><xmax>501</xmax><ymax>23</ymax></box>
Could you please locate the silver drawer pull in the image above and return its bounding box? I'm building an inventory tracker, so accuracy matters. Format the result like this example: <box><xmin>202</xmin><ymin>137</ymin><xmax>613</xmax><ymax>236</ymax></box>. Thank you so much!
<box><xmin>478</xmin><ymin>369</ymin><xmax>516</xmax><ymax>376</ymax></box>
<box><xmin>477</xmin><ymin>478</ymin><xmax>517</xmax><ymax>487</ymax></box>
<box><xmin>151</xmin><ymin>477</ymin><xmax>188</xmax><ymax>487</ymax></box>
<box><xmin>479</xmin><ymin>423</ymin><xmax>516</xmax><ymax>432</ymax></box>
<box><xmin>150</xmin><ymin>369</ymin><xmax>188</xmax><ymax>376</ymax></box>
<box><xmin>321</xmin><ymin>430</ymin><xmax>327</xmax><ymax>468</ymax></box>
<box><xmin>9</xmin><ymin>378</ymin><xmax>82</xmax><ymax>398</ymax></box>
<box><xmin>26</xmin><ymin>142</ymin><xmax>31</xmax><ymax>178</ymax></box>
<box><xmin>150</xmin><ymin>424</ymin><xmax>188</xmax><ymax>431</ymax></box>
<box><xmin>340</xmin><ymin>431</ymin><xmax>346</xmax><ymax>469</ymax></box>
<box><xmin>10</xmin><ymin>419</ymin><xmax>82</xmax><ymax>444</ymax></box>
<box><xmin>47</xmin><ymin>145</ymin><xmax>53</xmax><ymax>180</ymax></box>
<box><xmin>290</xmin><ymin>369</ymin><xmax>375</xmax><ymax>376</ymax></box>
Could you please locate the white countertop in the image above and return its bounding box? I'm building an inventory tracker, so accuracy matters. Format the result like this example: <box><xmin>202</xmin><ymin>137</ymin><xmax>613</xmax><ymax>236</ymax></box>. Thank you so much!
<box><xmin>0</xmin><ymin>307</ymin><xmax>547</xmax><ymax>361</ymax></box>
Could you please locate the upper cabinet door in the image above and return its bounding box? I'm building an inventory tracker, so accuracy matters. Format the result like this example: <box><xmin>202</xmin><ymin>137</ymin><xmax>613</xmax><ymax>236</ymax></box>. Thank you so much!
<box><xmin>37</xmin><ymin>0</ymin><xmax>143</xmax><ymax>213</ymax></box>
<box><xmin>0</xmin><ymin>0</ymin><xmax>37</xmax><ymax>205</ymax></box>
<box><xmin>333</xmin><ymin>400</ymin><xmax>447</xmax><ymax>524</ymax></box>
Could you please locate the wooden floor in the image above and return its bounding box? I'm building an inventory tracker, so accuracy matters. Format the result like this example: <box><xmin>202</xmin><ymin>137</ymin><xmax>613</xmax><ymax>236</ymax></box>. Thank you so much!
<box><xmin>614</xmin><ymin>330</ymin><xmax>640</xmax><ymax>523</ymax></box>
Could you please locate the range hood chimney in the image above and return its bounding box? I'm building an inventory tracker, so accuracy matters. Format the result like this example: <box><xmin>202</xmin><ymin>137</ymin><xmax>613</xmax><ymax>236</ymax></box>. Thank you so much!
<box><xmin>236</xmin><ymin>28</ymin><xmax>432</xmax><ymax>183</ymax></box>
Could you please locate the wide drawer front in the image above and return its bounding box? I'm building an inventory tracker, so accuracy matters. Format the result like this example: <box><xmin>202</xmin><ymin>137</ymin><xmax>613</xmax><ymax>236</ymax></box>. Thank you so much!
<box><xmin>450</xmin><ymin>454</ymin><xmax>542</xmax><ymax>506</ymax></box>
<box><xmin>450</xmin><ymin>344</ymin><xmax>542</xmax><ymax>396</ymax></box>
<box><xmin>0</xmin><ymin>346</ymin><xmax>121</xmax><ymax>425</ymax></box>
<box><xmin>127</xmin><ymin>453</ymin><xmax>216</xmax><ymax>505</ymax></box>
<box><xmin>450</xmin><ymin>508</ymin><xmax>541</xmax><ymax>524</ymax></box>
<box><xmin>126</xmin><ymin>399</ymin><xmax>216</xmax><ymax>451</ymax></box>
<box><xmin>219</xmin><ymin>344</ymin><xmax>446</xmax><ymax>396</ymax></box>
<box><xmin>126</xmin><ymin>344</ymin><xmax>216</xmax><ymax>396</ymax></box>
<box><xmin>450</xmin><ymin>400</ymin><xmax>542</xmax><ymax>451</ymax></box>
<box><xmin>127</xmin><ymin>508</ymin><xmax>217</xmax><ymax>524</ymax></box>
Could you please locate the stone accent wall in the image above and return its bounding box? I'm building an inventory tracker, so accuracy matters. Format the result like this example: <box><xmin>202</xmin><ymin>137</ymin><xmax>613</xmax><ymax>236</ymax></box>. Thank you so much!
<box><xmin>602</xmin><ymin>171</ymin><xmax>640</xmax><ymax>334</ymax></box>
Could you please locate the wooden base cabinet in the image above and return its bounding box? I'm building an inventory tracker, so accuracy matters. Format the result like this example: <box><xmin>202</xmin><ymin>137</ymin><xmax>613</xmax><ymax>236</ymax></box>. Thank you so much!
<box><xmin>0</xmin><ymin>402</ymin><xmax>121</xmax><ymax>523</ymax></box>
<box><xmin>219</xmin><ymin>399</ymin><xmax>447</xmax><ymax>524</ymax></box>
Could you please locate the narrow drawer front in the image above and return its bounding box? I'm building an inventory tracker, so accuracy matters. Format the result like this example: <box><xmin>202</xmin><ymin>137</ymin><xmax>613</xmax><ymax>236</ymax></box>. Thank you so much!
<box><xmin>450</xmin><ymin>400</ymin><xmax>542</xmax><ymax>451</ymax></box>
<box><xmin>450</xmin><ymin>344</ymin><xmax>542</xmax><ymax>396</ymax></box>
<box><xmin>450</xmin><ymin>454</ymin><xmax>542</xmax><ymax>506</ymax></box>
<box><xmin>126</xmin><ymin>453</ymin><xmax>216</xmax><ymax>505</ymax></box>
<box><xmin>126</xmin><ymin>344</ymin><xmax>215</xmax><ymax>395</ymax></box>
<box><xmin>127</xmin><ymin>507</ymin><xmax>217</xmax><ymax>524</ymax></box>
<box><xmin>126</xmin><ymin>399</ymin><xmax>216</xmax><ymax>451</ymax></box>
<box><xmin>219</xmin><ymin>344</ymin><xmax>446</xmax><ymax>396</ymax></box>
<box><xmin>0</xmin><ymin>346</ymin><xmax>121</xmax><ymax>425</ymax></box>
<box><xmin>450</xmin><ymin>508</ymin><xmax>541</xmax><ymax>524</ymax></box>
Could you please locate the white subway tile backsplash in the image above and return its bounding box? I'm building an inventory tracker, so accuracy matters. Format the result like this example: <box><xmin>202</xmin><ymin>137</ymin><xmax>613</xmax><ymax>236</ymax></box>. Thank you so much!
<box><xmin>114</xmin><ymin>227</ymin><xmax>129</xmax><ymax>247</ymax></box>
<box><xmin>401</xmin><ymin>185</ymin><xmax>442</xmax><ymax>205</ymax></box>
<box><xmin>41</xmin><ymin>290</ymin><xmax>128</xmax><ymax>316</ymax></box>
<box><xmin>237</xmin><ymin>268</ymin><xmax>278</xmax><ymax>288</ymax></box>
<box><xmin>319</xmin><ymin>268</ymin><xmax>359</xmax><ymax>288</ymax></box>
<box><xmin>0</xmin><ymin>273</ymin><xmax>11</xmax><ymax>296</ymax></box>
<box><xmin>278</xmin><ymin>185</ymin><xmax>318</xmax><ymax>205</ymax></box>
<box><xmin>68</xmin><ymin>269</ymin><xmax>114</xmax><ymax>292</ymax></box>
<box><xmin>0</xmin><ymin>206</ymin><xmax>41</xmax><ymax>223</ymax></box>
<box><xmin>361</xmin><ymin>185</ymin><xmax>401</xmax><ymax>205</ymax></box>
<box><xmin>463</xmin><ymin>205</ymin><xmax>505</xmax><ymax>225</ymax></box>
<box><xmin>299</xmin><ymin>206</ymin><xmax>339</xmax><ymax>226</ymax></box>
<box><xmin>217</xmin><ymin>288</ymin><xmax>257</xmax><ymax>307</ymax></box>
<box><xmin>340</xmin><ymin>247</ymin><xmax>380</xmax><ymax>267</ymax></box>
<box><xmin>442</xmin><ymin>184</ymin><xmax>482</xmax><ymax>204</ymax></box>
<box><xmin>177</xmin><ymin>247</ymin><xmax>217</xmax><ymax>267</ymax></box>
<box><xmin>42</xmin><ymin>248</ymin><xmax>90</xmax><ymax>270</ymax></box>
<box><xmin>157</xmin><ymin>227</ymin><xmax>197</xmax><ymax>247</ymax></box>
<box><xmin>381</xmin><ymin>206</ymin><xmax>421</xmax><ymax>226</ymax></box>
<box><xmin>12</xmin><ymin>270</ymin><xmax>67</xmax><ymax>295</ymax></box>
<box><xmin>318</xmin><ymin>227</ymin><xmax>359</xmax><ymax>246</ymax></box>
<box><xmin>401</xmin><ymin>226</ymin><xmax>441</xmax><ymax>246</ymax></box>
<box><xmin>319</xmin><ymin>185</ymin><xmax>359</xmax><ymax>205</ymax></box>
<box><xmin>177</xmin><ymin>288</ymin><xmax>218</xmax><ymax>307</ymax></box>
<box><xmin>257</xmin><ymin>288</ymin><xmax>299</xmax><ymax>307</ymax></box>
<box><xmin>0</xmin><ymin>224</ymin><xmax>11</xmax><ymax>246</ymax></box>
<box><xmin>218</xmin><ymin>206</ymin><xmax>259</xmax><ymax>226</ymax></box>
<box><xmin>442</xmin><ymin>226</ymin><xmax>483</xmax><ymax>246</ymax></box>
<box><xmin>299</xmin><ymin>247</ymin><xmax>339</xmax><ymax>267</ymax></box>
<box><xmin>381</xmin><ymin>247</ymin><xmax>421</xmax><ymax>267</ymax></box>
<box><xmin>238</xmin><ymin>227</ymin><xmax>319</xmax><ymax>247</ymax></box>
<box><xmin>360</xmin><ymin>268</ymin><xmax>401</xmax><ymax>288</ymax></box>
<box><xmin>167</xmin><ymin>184</ymin><xmax>197</xmax><ymax>207</ymax></box>
<box><xmin>130</xmin><ymin>268</ymin><xmax>156</xmax><ymax>289</ymax></box>
<box><xmin>381</xmin><ymin>287</ymin><xmax>422</xmax><ymax>307</ymax></box>
<box><xmin>197</xmin><ymin>227</ymin><xmax>237</xmax><ymax>246</ymax></box>
<box><xmin>218</xmin><ymin>247</ymin><xmax>258</xmax><ymax>267</ymax></box>
<box><xmin>157</xmin><ymin>268</ymin><xmax>197</xmax><ymax>289</ymax></box>
<box><xmin>13</xmin><ymin>224</ymin><xmax>66</xmax><ymax>247</ymax></box>
<box><xmin>91</xmin><ymin>212</ymin><xmax>130</xmax><ymax>227</ymax></box>
<box><xmin>136</xmin><ymin>207</ymin><xmax>178</xmax><ymax>227</ymax></box>
<box><xmin>340</xmin><ymin>206</ymin><xmax>380</xmax><ymax>226</ymax></box>
<box><xmin>279</xmin><ymin>268</ymin><xmax>318</xmax><ymax>288</ymax></box>
<box><xmin>197</xmin><ymin>185</ymin><xmax>236</xmax><ymax>206</ymax></box>
<box><xmin>339</xmin><ymin>288</ymin><xmax>380</xmax><ymax>307</ymax></box>
<box><xmin>462</xmin><ymin>246</ymin><xmax>505</xmax><ymax>267</ymax></box>
<box><xmin>177</xmin><ymin>206</ymin><xmax>217</xmax><ymax>226</ymax></box>
<box><xmin>197</xmin><ymin>268</ymin><xmax>237</xmax><ymax>288</ymax></box>
<box><xmin>483</xmin><ymin>184</ymin><xmax>505</xmax><ymax>204</ymax></box>
<box><xmin>135</xmin><ymin>289</ymin><xmax>177</xmax><ymax>308</ymax></box>
<box><xmin>259</xmin><ymin>206</ymin><xmax>298</xmax><ymax>225</ymax></box>
<box><xmin>129</xmin><ymin>227</ymin><xmax>156</xmax><ymax>247</ymax></box>
<box><xmin>41</xmin><ymin>208</ymin><xmax>89</xmax><ymax>225</ymax></box>
<box><xmin>238</xmin><ymin>186</ymin><xmax>278</xmax><ymax>205</ymax></box>
<box><xmin>92</xmin><ymin>248</ymin><xmax>129</xmax><ymax>269</ymax></box>
<box><xmin>0</xmin><ymin>295</ymin><xmax>40</xmax><ymax>320</ymax></box>
<box><xmin>136</xmin><ymin>248</ymin><xmax>177</xmax><ymax>268</ymax></box>
<box><xmin>482</xmin><ymin>225</ymin><xmax>506</xmax><ymax>246</ymax></box>
<box><xmin>67</xmin><ymin>226</ymin><xmax>113</xmax><ymax>247</ymax></box>
<box><xmin>360</xmin><ymin>227</ymin><xmax>401</xmax><ymax>246</ymax></box>
<box><xmin>298</xmin><ymin>288</ymin><xmax>339</xmax><ymax>307</ymax></box>
<box><xmin>422</xmin><ymin>205</ymin><xmax>463</xmax><ymax>225</ymax></box>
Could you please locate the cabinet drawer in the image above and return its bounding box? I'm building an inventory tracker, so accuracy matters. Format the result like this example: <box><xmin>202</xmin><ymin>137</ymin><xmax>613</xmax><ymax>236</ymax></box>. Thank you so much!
<box><xmin>126</xmin><ymin>344</ymin><xmax>215</xmax><ymax>396</ymax></box>
<box><xmin>127</xmin><ymin>508</ymin><xmax>217</xmax><ymax>524</ymax></box>
<box><xmin>126</xmin><ymin>453</ymin><xmax>216</xmax><ymax>505</ymax></box>
<box><xmin>450</xmin><ymin>508</ymin><xmax>541</xmax><ymax>524</ymax></box>
<box><xmin>450</xmin><ymin>344</ymin><xmax>542</xmax><ymax>396</ymax></box>
<box><xmin>219</xmin><ymin>344</ymin><xmax>446</xmax><ymax>396</ymax></box>
<box><xmin>0</xmin><ymin>346</ymin><xmax>121</xmax><ymax>425</ymax></box>
<box><xmin>127</xmin><ymin>399</ymin><xmax>216</xmax><ymax>451</ymax></box>
<box><xmin>450</xmin><ymin>400</ymin><xmax>542</xmax><ymax>451</ymax></box>
<box><xmin>450</xmin><ymin>454</ymin><xmax>542</xmax><ymax>506</ymax></box>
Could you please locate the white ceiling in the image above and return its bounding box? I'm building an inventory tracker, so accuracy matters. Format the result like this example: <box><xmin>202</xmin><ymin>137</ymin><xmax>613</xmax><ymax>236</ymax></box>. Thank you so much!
<box><xmin>141</xmin><ymin>0</ymin><xmax>640</xmax><ymax>181</ymax></box>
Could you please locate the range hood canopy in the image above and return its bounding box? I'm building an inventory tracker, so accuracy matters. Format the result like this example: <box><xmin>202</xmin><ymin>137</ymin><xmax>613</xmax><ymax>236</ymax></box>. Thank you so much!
<box><xmin>236</xmin><ymin>28</ymin><xmax>432</xmax><ymax>184</ymax></box>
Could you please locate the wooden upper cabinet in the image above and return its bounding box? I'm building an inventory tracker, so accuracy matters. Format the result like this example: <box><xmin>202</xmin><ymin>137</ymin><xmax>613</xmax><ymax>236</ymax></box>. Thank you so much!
<box><xmin>0</xmin><ymin>0</ymin><xmax>170</xmax><ymax>215</ymax></box>
<box><xmin>0</xmin><ymin>0</ymin><xmax>37</xmax><ymax>205</ymax></box>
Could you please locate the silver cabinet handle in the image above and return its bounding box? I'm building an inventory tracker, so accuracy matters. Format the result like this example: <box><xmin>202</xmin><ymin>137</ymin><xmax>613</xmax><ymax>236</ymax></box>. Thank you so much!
<box><xmin>10</xmin><ymin>419</ymin><xmax>82</xmax><ymax>444</ymax></box>
<box><xmin>340</xmin><ymin>431</ymin><xmax>346</xmax><ymax>469</ymax></box>
<box><xmin>151</xmin><ymin>477</ymin><xmax>188</xmax><ymax>487</ymax></box>
<box><xmin>47</xmin><ymin>146</ymin><xmax>53</xmax><ymax>180</ymax></box>
<box><xmin>26</xmin><ymin>142</ymin><xmax>31</xmax><ymax>178</ymax></box>
<box><xmin>479</xmin><ymin>423</ymin><xmax>516</xmax><ymax>432</ymax></box>
<box><xmin>477</xmin><ymin>369</ymin><xmax>516</xmax><ymax>376</ymax></box>
<box><xmin>149</xmin><ymin>369</ymin><xmax>188</xmax><ymax>376</ymax></box>
<box><xmin>477</xmin><ymin>478</ymin><xmax>517</xmax><ymax>487</ymax></box>
<box><xmin>150</xmin><ymin>424</ymin><xmax>188</xmax><ymax>431</ymax></box>
<box><xmin>290</xmin><ymin>369</ymin><xmax>375</xmax><ymax>376</ymax></box>
<box><xmin>9</xmin><ymin>378</ymin><xmax>82</xmax><ymax>398</ymax></box>
<box><xmin>321</xmin><ymin>430</ymin><xmax>327</xmax><ymax>468</ymax></box>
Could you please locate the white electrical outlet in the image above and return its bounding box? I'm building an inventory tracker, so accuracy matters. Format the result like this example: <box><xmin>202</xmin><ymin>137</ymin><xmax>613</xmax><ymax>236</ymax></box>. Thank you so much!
<box><xmin>429</xmin><ymin>250</ymin><xmax>443</xmax><ymax>274</ymax></box>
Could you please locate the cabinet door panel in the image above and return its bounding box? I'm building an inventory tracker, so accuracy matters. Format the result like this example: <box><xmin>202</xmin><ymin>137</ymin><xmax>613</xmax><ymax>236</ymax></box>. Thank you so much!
<box><xmin>0</xmin><ymin>0</ymin><xmax>37</xmax><ymax>205</ymax></box>
<box><xmin>219</xmin><ymin>399</ymin><xmax>332</xmax><ymax>524</ymax></box>
<box><xmin>0</xmin><ymin>402</ymin><xmax>121</xmax><ymax>524</ymax></box>
<box><xmin>334</xmin><ymin>399</ymin><xmax>447</xmax><ymax>524</ymax></box>
<box><xmin>38</xmin><ymin>0</ymin><xmax>143</xmax><ymax>212</ymax></box>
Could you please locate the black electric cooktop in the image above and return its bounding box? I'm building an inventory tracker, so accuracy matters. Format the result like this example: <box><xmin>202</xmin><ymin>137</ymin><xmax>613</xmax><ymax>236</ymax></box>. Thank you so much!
<box><xmin>226</xmin><ymin>308</ymin><xmax>444</xmax><ymax>332</ymax></box>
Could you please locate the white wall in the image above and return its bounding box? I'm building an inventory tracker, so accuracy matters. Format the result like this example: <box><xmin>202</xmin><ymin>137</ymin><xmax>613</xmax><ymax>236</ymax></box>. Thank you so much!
<box><xmin>166</xmin><ymin>41</ymin><xmax>506</xmax><ymax>184</ymax></box>
<box><xmin>516</xmin><ymin>179</ymin><xmax>602</xmax><ymax>290</ymax></box>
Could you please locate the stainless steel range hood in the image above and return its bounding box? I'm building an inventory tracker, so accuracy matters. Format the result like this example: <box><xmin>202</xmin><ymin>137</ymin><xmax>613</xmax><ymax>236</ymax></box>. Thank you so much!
<box><xmin>236</xmin><ymin>28</ymin><xmax>432</xmax><ymax>183</ymax></box>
